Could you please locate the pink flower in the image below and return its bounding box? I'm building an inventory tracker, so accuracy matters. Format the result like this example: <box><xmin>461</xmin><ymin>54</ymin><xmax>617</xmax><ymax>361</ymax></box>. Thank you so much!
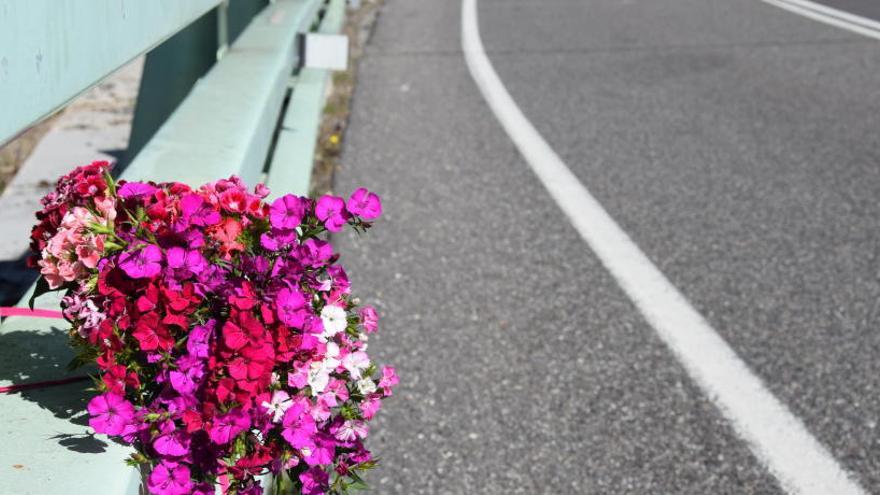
<box><xmin>379</xmin><ymin>366</ymin><xmax>400</xmax><ymax>397</ymax></box>
<box><xmin>147</xmin><ymin>462</ymin><xmax>194</xmax><ymax>495</ymax></box>
<box><xmin>75</xmin><ymin>235</ymin><xmax>105</xmax><ymax>269</ymax></box>
<box><xmin>270</xmin><ymin>194</ymin><xmax>307</xmax><ymax>230</ymax></box>
<box><xmin>94</xmin><ymin>196</ymin><xmax>117</xmax><ymax>222</ymax></box>
<box><xmin>87</xmin><ymin>393</ymin><xmax>135</xmax><ymax>436</ymax></box>
<box><xmin>119</xmin><ymin>245</ymin><xmax>163</xmax><ymax>279</ymax></box>
<box><xmin>359</xmin><ymin>395</ymin><xmax>382</xmax><ymax>420</ymax></box>
<box><xmin>37</xmin><ymin>258</ymin><xmax>64</xmax><ymax>289</ymax></box>
<box><xmin>346</xmin><ymin>188</ymin><xmax>382</xmax><ymax>220</ymax></box>
<box><xmin>254</xmin><ymin>183</ymin><xmax>271</xmax><ymax>198</ymax></box>
<box><xmin>261</xmin><ymin>390</ymin><xmax>293</xmax><ymax>423</ymax></box>
<box><xmin>315</xmin><ymin>195</ymin><xmax>348</xmax><ymax>232</ymax></box>
<box><xmin>341</xmin><ymin>351</ymin><xmax>370</xmax><ymax>380</ymax></box>
<box><xmin>334</xmin><ymin>420</ymin><xmax>368</xmax><ymax>442</ymax></box>
<box><xmin>360</xmin><ymin>306</ymin><xmax>379</xmax><ymax>333</ymax></box>
<box><xmin>219</xmin><ymin>188</ymin><xmax>247</xmax><ymax>213</ymax></box>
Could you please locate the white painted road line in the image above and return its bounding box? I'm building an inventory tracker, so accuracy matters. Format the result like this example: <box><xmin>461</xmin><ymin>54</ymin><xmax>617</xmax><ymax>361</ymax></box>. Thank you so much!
<box><xmin>460</xmin><ymin>0</ymin><xmax>867</xmax><ymax>493</ymax></box>
<box><xmin>761</xmin><ymin>0</ymin><xmax>880</xmax><ymax>41</ymax></box>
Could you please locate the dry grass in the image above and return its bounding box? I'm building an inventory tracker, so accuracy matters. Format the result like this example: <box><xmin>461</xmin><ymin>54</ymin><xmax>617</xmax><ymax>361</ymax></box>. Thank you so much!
<box><xmin>309</xmin><ymin>0</ymin><xmax>384</xmax><ymax>197</ymax></box>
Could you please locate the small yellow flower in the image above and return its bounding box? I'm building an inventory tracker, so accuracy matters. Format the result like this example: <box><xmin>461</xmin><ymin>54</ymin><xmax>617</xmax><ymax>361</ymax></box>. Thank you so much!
<box><xmin>329</xmin><ymin>134</ymin><xmax>340</xmax><ymax>145</ymax></box>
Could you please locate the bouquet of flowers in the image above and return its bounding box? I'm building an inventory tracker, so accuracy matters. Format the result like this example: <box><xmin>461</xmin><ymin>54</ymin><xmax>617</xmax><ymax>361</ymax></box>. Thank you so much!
<box><xmin>27</xmin><ymin>161</ymin><xmax>398</xmax><ymax>495</ymax></box>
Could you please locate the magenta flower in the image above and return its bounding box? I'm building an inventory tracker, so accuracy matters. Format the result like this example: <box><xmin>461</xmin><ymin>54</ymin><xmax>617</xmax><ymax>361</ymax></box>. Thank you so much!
<box><xmin>346</xmin><ymin>188</ymin><xmax>382</xmax><ymax>220</ymax></box>
<box><xmin>147</xmin><ymin>462</ymin><xmax>194</xmax><ymax>495</ymax></box>
<box><xmin>277</xmin><ymin>287</ymin><xmax>307</xmax><ymax>328</ymax></box>
<box><xmin>119</xmin><ymin>245</ymin><xmax>163</xmax><ymax>279</ymax></box>
<box><xmin>298</xmin><ymin>239</ymin><xmax>333</xmax><ymax>268</ymax></box>
<box><xmin>169</xmin><ymin>360</ymin><xmax>205</xmax><ymax>396</ymax></box>
<box><xmin>270</xmin><ymin>194</ymin><xmax>307</xmax><ymax>230</ymax></box>
<box><xmin>299</xmin><ymin>467</ymin><xmax>330</xmax><ymax>495</ymax></box>
<box><xmin>315</xmin><ymin>195</ymin><xmax>348</xmax><ymax>232</ymax></box>
<box><xmin>281</xmin><ymin>399</ymin><xmax>317</xmax><ymax>450</ymax></box>
<box><xmin>186</xmin><ymin>322</ymin><xmax>214</xmax><ymax>359</ymax></box>
<box><xmin>209</xmin><ymin>408</ymin><xmax>250</xmax><ymax>445</ymax></box>
<box><xmin>153</xmin><ymin>429</ymin><xmax>191</xmax><ymax>457</ymax></box>
<box><xmin>179</xmin><ymin>193</ymin><xmax>221</xmax><ymax>226</ymax></box>
<box><xmin>87</xmin><ymin>392</ymin><xmax>135</xmax><ymax>436</ymax></box>
<box><xmin>167</xmin><ymin>247</ymin><xmax>208</xmax><ymax>275</ymax></box>
<box><xmin>118</xmin><ymin>181</ymin><xmax>157</xmax><ymax>199</ymax></box>
<box><xmin>304</xmin><ymin>433</ymin><xmax>337</xmax><ymax>466</ymax></box>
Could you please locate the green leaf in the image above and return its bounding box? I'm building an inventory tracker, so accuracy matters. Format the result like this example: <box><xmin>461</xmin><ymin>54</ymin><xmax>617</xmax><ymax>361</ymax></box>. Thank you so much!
<box><xmin>352</xmin><ymin>460</ymin><xmax>379</xmax><ymax>472</ymax></box>
<box><xmin>345</xmin><ymin>471</ymin><xmax>370</xmax><ymax>491</ymax></box>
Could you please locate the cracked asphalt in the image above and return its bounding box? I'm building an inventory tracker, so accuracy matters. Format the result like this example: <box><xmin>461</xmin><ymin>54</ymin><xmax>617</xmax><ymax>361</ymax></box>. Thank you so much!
<box><xmin>334</xmin><ymin>0</ymin><xmax>880</xmax><ymax>493</ymax></box>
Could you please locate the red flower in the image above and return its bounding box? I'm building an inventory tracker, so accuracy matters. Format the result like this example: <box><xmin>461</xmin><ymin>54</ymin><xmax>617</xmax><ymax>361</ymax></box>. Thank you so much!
<box><xmin>132</xmin><ymin>313</ymin><xmax>174</xmax><ymax>351</ymax></box>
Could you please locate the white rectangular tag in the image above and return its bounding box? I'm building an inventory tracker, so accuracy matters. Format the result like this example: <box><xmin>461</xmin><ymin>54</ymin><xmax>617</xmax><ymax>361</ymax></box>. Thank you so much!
<box><xmin>304</xmin><ymin>33</ymin><xmax>349</xmax><ymax>71</ymax></box>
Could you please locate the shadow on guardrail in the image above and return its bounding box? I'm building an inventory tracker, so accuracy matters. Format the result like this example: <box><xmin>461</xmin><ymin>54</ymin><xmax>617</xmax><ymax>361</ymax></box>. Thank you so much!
<box><xmin>0</xmin><ymin>326</ymin><xmax>112</xmax><ymax>454</ymax></box>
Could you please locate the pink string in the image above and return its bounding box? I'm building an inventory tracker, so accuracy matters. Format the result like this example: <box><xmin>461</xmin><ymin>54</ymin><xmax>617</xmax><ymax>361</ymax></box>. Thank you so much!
<box><xmin>0</xmin><ymin>376</ymin><xmax>90</xmax><ymax>394</ymax></box>
<box><xmin>0</xmin><ymin>307</ymin><xmax>64</xmax><ymax>319</ymax></box>
<box><xmin>0</xmin><ymin>306</ymin><xmax>85</xmax><ymax>394</ymax></box>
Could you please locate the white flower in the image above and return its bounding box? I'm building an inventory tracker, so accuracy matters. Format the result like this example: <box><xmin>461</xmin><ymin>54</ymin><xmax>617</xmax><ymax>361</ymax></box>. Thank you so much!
<box><xmin>342</xmin><ymin>351</ymin><xmax>370</xmax><ymax>380</ymax></box>
<box><xmin>261</xmin><ymin>390</ymin><xmax>293</xmax><ymax>423</ymax></box>
<box><xmin>308</xmin><ymin>356</ymin><xmax>340</xmax><ymax>395</ymax></box>
<box><xmin>320</xmin><ymin>304</ymin><xmax>348</xmax><ymax>340</ymax></box>
<box><xmin>357</xmin><ymin>377</ymin><xmax>377</xmax><ymax>395</ymax></box>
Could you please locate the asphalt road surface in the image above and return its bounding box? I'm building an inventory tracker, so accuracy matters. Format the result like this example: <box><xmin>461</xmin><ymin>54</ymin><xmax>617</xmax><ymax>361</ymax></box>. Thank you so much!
<box><xmin>335</xmin><ymin>0</ymin><xmax>880</xmax><ymax>493</ymax></box>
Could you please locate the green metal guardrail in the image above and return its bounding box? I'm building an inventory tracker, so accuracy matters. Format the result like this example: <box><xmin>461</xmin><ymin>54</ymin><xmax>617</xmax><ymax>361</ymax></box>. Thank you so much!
<box><xmin>0</xmin><ymin>0</ymin><xmax>223</xmax><ymax>148</ymax></box>
<box><xmin>0</xmin><ymin>0</ymin><xmax>346</xmax><ymax>492</ymax></box>
<box><xmin>266</xmin><ymin>0</ymin><xmax>347</xmax><ymax>197</ymax></box>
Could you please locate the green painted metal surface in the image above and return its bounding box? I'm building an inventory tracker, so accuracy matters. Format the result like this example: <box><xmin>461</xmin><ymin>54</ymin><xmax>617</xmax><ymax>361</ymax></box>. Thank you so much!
<box><xmin>265</xmin><ymin>0</ymin><xmax>346</xmax><ymax>197</ymax></box>
<box><xmin>0</xmin><ymin>0</ymin><xmax>222</xmax><ymax>148</ymax></box>
<box><xmin>124</xmin><ymin>9</ymin><xmax>220</xmax><ymax>168</ymax></box>
<box><xmin>0</xmin><ymin>286</ymin><xmax>138</xmax><ymax>494</ymax></box>
<box><xmin>124</xmin><ymin>0</ymin><xmax>271</xmax><ymax>170</ymax></box>
<box><xmin>0</xmin><ymin>0</ymin><xmax>323</xmax><ymax>492</ymax></box>
<box><xmin>123</xmin><ymin>0</ymin><xmax>323</xmax><ymax>188</ymax></box>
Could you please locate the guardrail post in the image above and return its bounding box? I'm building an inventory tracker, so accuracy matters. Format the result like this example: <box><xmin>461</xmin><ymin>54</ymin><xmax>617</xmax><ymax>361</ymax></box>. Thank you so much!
<box><xmin>123</xmin><ymin>0</ymin><xmax>269</xmax><ymax>171</ymax></box>
<box><xmin>217</xmin><ymin>0</ymin><xmax>230</xmax><ymax>60</ymax></box>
